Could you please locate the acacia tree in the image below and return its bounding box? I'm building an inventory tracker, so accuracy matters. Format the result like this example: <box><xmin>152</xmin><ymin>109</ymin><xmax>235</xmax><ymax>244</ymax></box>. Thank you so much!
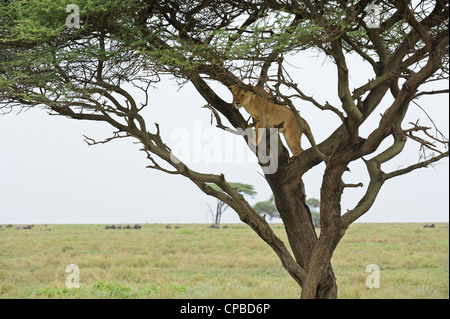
<box><xmin>207</xmin><ymin>182</ymin><xmax>257</xmax><ymax>227</ymax></box>
<box><xmin>253</xmin><ymin>195</ymin><xmax>279</xmax><ymax>220</ymax></box>
<box><xmin>254</xmin><ymin>196</ymin><xmax>320</xmax><ymax>226</ymax></box>
<box><xmin>0</xmin><ymin>0</ymin><xmax>448</xmax><ymax>298</ymax></box>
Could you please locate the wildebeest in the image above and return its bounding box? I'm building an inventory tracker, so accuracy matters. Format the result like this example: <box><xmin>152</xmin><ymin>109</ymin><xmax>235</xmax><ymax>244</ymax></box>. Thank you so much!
<box><xmin>105</xmin><ymin>224</ymin><xmax>141</xmax><ymax>229</ymax></box>
<box><xmin>423</xmin><ymin>223</ymin><xmax>436</xmax><ymax>228</ymax></box>
<box><xmin>15</xmin><ymin>225</ymin><xmax>32</xmax><ymax>230</ymax></box>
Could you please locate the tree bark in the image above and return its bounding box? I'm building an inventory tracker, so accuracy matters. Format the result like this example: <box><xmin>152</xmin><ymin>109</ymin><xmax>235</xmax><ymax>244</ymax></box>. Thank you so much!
<box><xmin>300</xmin><ymin>230</ymin><xmax>342</xmax><ymax>299</ymax></box>
<box><xmin>264</xmin><ymin>148</ymin><xmax>341</xmax><ymax>299</ymax></box>
<box><xmin>273</xmin><ymin>178</ymin><xmax>340</xmax><ymax>299</ymax></box>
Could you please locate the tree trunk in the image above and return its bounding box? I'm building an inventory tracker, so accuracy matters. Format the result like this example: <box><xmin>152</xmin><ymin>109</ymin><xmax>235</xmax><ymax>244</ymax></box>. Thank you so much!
<box><xmin>263</xmin><ymin>142</ymin><xmax>350</xmax><ymax>299</ymax></box>
<box><xmin>265</xmin><ymin>156</ymin><xmax>340</xmax><ymax>298</ymax></box>
<box><xmin>300</xmin><ymin>234</ymin><xmax>341</xmax><ymax>299</ymax></box>
<box><xmin>299</xmin><ymin>143</ymin><xmax>353</xmax><ymax>299</ymax></box>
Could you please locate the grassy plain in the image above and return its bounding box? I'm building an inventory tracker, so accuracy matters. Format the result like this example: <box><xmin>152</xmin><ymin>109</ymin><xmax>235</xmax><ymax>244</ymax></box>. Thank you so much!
<box><xmin>0</xmin><ymin>223</ymin><xmax>448</xmax><ymax>299</ymax></box>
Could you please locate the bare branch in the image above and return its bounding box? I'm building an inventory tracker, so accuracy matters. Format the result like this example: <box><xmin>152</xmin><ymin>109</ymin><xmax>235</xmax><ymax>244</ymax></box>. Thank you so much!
<box><xmin>394</xmin><ymin>1</ymin><xmax>433</xmax><ymax>50</ymax></box>
<box><xmin>83</xmin><ymin>131</ymin><xmax>130</xmax><ymax>146</ymax></box>
<box><xmin>385</xmin><ymin>151</ymin><xmax>449</xmax><ymax>180</ymax></box>
<box><xmin>330</xmin><ymin>38</ymin><xmax>362</xmax><ymax>131</ymax></box>
<box><xmin>341</xmin><ymin>127</ymin><xmax>408</xmax><ymax>227</ymax></box>
<box><xmin>272</xmin><ymin>61</ymin><xmax>329</xmax><ymax>163</ymax></box>
<box><xmin>414</xmin><ymin>89</ymin><xmax>450</xmax><ymax>98</ymax></box>
<box><xmin>141</xmin><ymin>148</ymin><xmax>181</xmax><ymax>175</ymax></box>
<box><xmin>341</xmin><ymin>157</ymin><xmax>385</xmax><ymax>228</ymax></box>
<box><xmin>405</xmin><ymin>122</ymin><xmax>449</xmax><ymax>155</ymax></box>
<box><xmin>268</xmin><ymin>77</ymin><xmax>345</xmax><ymax>122</ymax></box>
<box><xmin>202</xmin><ymin>104</ymin><xmax>241</xmax><ymax>134</ymax></box>
<box><xmin>342</xmin><ymin>34</ymin><xmax>378</xmax><ymax>70</ymax></box>
<box><xmin>343</xmin><ymin>182</ymin><xmax>364</xmax><ymax>189</ymax></box>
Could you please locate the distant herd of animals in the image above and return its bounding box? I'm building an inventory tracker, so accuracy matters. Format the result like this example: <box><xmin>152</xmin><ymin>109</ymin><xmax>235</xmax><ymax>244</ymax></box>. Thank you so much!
<box><xmin>1</xmin><ymin>224</ymin><xmax>42</xmax><ymax>230</ymax></box>
<box><xmin>0</xmin><ymin>224</ymin><xmax>143</xmax><ymax>230</ymax></box>
<box><xmin>0</xmin><ymin>223</ymin><xmax>438</xmax><ymax>230</ymax></box>
<box><xmin>104</xmin><ymin>224</ymin><xmax>142</xmax><ymax>230</ymax></box>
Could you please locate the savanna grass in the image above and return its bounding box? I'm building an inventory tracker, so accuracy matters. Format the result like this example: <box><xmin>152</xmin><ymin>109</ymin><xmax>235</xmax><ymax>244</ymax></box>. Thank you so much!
<box><xmin>0</xmin><ymin>223</ymin><xmax>448</xmax><ymax>298</ymax></box>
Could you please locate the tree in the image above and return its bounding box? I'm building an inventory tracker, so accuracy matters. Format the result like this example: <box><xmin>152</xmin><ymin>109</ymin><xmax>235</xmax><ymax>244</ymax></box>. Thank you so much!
<box><xmin>253</xmin><ymin>195</ymin><xmax>279</xmax><ymax>221</ymax></box>
<box><xmin>254</xmin><ymin>196</ymin><xmax>320</xmax><ymax>227</ymax></box>
<box><xmin>0</xmin><ymin>1</ymin><xmax>448</xmax><ymax>298</ymax></box>
<box><xmin>207</xmin><ymin>182</ymin><xmax>256</xmax><ymax>227</ymax></box>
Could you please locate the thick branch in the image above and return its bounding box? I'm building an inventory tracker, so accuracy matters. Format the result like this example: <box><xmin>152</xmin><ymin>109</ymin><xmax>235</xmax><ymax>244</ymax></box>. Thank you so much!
<box><xmin>188</xmin><ymin>73</ymin><xmax>247</xmax><ymax>130</ymax></box>
<box><xmin>363</xmin><ymin>35</ymin><xmax>449</xmax><ymax>156</ymax></box>
<box><xmin>134</xmin><ymin>123</ymin><xmax>308</xmax><ymax>285</ymax></box>
<box><xmin>342</xmin><ymin>129</ymin><xmax>407</xmax><ymax>227</ymax></box>
<box><xmin>330</xmin><ymin>38</ymin><xmax>362</xmax><ymax>131</ymax></box>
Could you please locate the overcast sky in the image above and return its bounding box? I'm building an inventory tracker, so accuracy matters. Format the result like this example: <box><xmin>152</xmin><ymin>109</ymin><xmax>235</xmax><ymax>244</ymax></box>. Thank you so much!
<box><xmin>0</xmin><ymin>52</ymin><xmax>448</xmax><ymax>224</ymax></box>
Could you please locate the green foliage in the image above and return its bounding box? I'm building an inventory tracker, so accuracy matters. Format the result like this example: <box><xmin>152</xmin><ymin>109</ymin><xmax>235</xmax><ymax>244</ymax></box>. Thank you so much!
<box><xmin>229</xmin><ymin>182</ymin><xmax>257</xmax><ymax>197</ymax></box>
<box><xmin>306</xmin><ymin>198</ymin><xmax>320</xmax><ymax>210</ymax></box>
<box><xmin>2</xmin><ymin>0</ymin><xmax>446</xmax><ymax>111</ymax></box>
<box><xmin>0</xmin><ymin>0</ymin><xmax>66</xmax><ymax>42</ymax></box>
<box><xmin>253</xmin><ymin>195</ymin><xmax>279</xmax><ymax>220</ymax></box>
<box><xmin>0</xmin><ymin>0</ymin><xmax>368</xmax><ymax>91</ymax></box>
<box><xmin>0</xmin><ymin>0</ymin><xmax>158</xmax><ymax>112</ymax></box>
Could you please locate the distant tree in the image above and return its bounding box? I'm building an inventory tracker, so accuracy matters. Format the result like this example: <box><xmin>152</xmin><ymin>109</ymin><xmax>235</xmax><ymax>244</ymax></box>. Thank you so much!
<box><xmin>253</xmin><ymin>195</ymin><xmax>279</xmax><ymax>220</ymax></box>
<box><xmin>254</xmin><ymin>196</ymin><xmax>320</xmax><ymax>227</ymax></box>
<box><xmin>206</xmin><ymin>200</ymin><xmax>228</xmax><ymax>228</ymax></box>
<box><xmin>207</xmin><ymin>183</ymin><xmax>256</xmax><ymax>227</ymax></box>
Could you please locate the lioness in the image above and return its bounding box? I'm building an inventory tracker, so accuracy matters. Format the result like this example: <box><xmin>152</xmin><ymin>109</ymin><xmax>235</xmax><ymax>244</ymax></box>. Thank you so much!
<box><xmin>231</xmin><ymin>85</ymin><xmax>310</xmax><ymax>156</ymax></box>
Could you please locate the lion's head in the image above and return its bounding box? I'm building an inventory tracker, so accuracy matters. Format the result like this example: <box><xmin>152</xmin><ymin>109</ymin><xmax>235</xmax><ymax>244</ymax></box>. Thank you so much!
<box><xmin>231</xmin><ymin>85</ymin><xmax>253</xmax><ymax>108</ymax></box>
